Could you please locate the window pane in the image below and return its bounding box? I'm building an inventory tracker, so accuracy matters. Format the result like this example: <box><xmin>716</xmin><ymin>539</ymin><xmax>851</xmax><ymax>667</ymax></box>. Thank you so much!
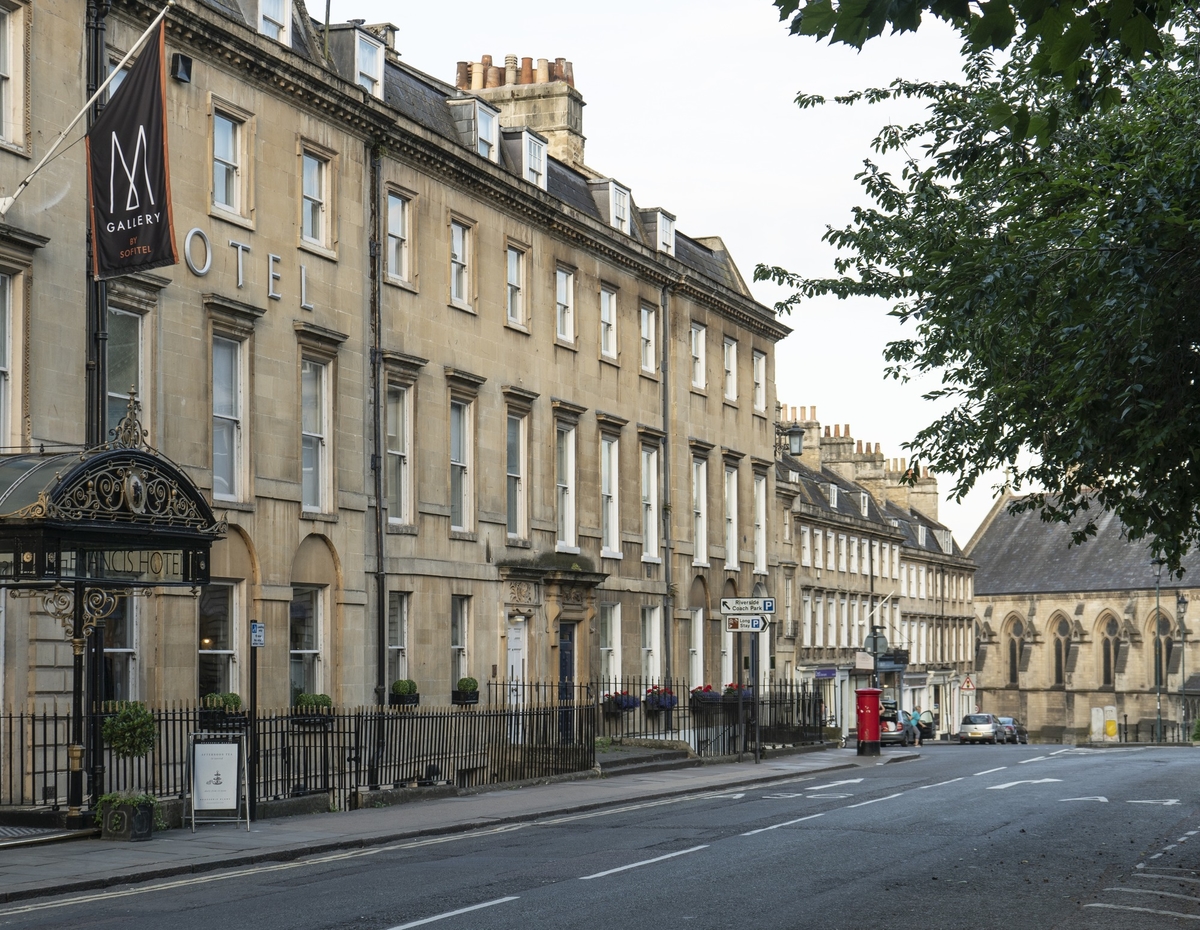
<box><xmin>199</xmin><ymin>585</ymin><xmax>232</xmax><ymax>651</ymax></box>
<box><xmin>213</xmin><ymin>338</ymin><xmax>237</xmax><ymax>417</ymax></box>
<box><xmin>301</xmin><ymin>360</ymin><xmax>321</xmax><ymax>434</ymax></box>
<box><xmin>108</xmin><ymin>310</ymin><xmax>139</xmax><ymax>397</ymax></box>
<box><xmin>213</xmin><ymin>418</ymin><xmax>236</xmax><ymax>497</ymax></box>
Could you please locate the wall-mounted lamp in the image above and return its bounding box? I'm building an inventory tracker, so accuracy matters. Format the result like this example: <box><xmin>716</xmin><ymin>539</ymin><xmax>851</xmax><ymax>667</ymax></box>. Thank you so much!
<box><xmin>775</xmin><ymin>422</ymin><xmax>804</xmax><ymax>458</ymax></box>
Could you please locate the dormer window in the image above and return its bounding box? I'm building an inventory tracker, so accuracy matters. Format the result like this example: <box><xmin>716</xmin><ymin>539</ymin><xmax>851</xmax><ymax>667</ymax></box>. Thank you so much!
<box><xmin>356</xmin><ymin>34</ymin><xmax>383</xmax><ymax>98</ymax></box>
<box><xmin>935</xmin><ymin>528</ymin><xmax>953</xmax><ymax>553</ymax></box>
<box><xmin>523</xmin><ymin>133</ymin><xmax>546</xmax><ymax>190</ymax></box>
<box><xmin>259</xmin><ymin>0</ymin><xmax>290</xmax><ymax>43</ymax></box>
<box><xmin>827</xmin><ymin>484</ymin><xmax>838</xmax><ymax>508</ymax></box>
<box><xmin>611</xmin><ymin>184</ymin><xmax>630</xmax><ymax>233</ymax></box>
<box><xmin>917</xmin><ymin>525</ymin><xmax>927</xmax><ymax>546</ymax></box>
<box><xmin>476</xmin><ymin>104</ymin><xmax>498</xmax><ymax>162</ymax></box>
<box><xmin>657</xmin><ymin>212</ymin><xmax>675</xmax><ymax>255</ymax></box>
<box><xmin>859</xmin><ymin>492</ymin><xmax>869</xmax><ymax>517</ymax></box>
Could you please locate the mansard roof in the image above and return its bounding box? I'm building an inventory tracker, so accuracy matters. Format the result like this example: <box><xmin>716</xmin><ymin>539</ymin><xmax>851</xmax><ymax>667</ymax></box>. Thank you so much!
<box><xmin>969</xmin><ymin>495</ymin><xmax>1200</xmax><ymax>595</ymax></box>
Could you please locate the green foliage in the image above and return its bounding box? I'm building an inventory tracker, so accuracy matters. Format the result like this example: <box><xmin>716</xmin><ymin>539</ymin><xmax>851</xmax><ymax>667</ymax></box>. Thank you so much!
<box><xmin>456</xmin><ymin>677</ymin><xmax>479</xmax><ymax>692</ymax></box>
<box><xmin>101</xmin><ymin>702</ymin><xmax>157</xmax><ymax>759</ymax></box>
<box><xmin>295</xmin><ymin>692</ymin><xmax>333</xmax><ymax>708</ymax></box>
<box><xmin>1192</xmin><ymin>717</ymin><xmax>1200</xmax><ymax>742</ymax></box>
<box><xmin>94</xmin><ymin>791</ymin><xmax>158</xmax><ymax>826</ymax></box>
<box><xmin>390</xmin><ymin>678</ymin><xmax>417</xmax><ymax>695</ymax></box>
<box><xmin>756</xmin><ymin>19</ymin><xmax>1200</xmax><ymax>573</ymax></box>
<box><xmin>773</xmin><ymin>0</ymin><xmax>1178</xmax><ymax>109</ymax></box>
<box><xmin>201</xmin><ymin>692</ymin><xmax>242</xmax><ymax>711</ymax></box>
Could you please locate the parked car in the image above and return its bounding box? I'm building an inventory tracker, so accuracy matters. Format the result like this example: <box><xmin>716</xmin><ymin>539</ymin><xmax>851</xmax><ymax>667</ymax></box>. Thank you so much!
<box><xmin>959</xmin><ymin>713</ymin><xmax>1005</xmax><ymax>744</ymax></box>
<box><xmin>997</xmin><ymin>716</ymin><xmax>1029</xmax><ymax>744</ymax></box>
<box><xmin>880</xmin><ymin>705</ymin><xmax>920</xmax><ymax>746</ymax></box>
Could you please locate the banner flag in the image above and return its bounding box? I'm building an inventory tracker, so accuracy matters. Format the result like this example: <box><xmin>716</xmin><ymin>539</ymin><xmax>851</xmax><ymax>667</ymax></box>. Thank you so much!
<box><xmin>86</xmin><ymin>21</ymin><xmax>177</xmax><ymax>279</ymax></box>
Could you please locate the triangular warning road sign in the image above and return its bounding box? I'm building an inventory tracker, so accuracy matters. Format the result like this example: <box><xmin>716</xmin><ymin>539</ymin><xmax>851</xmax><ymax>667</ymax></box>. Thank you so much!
<box><xmin>961</xmin><ymin>676</ymin><xmax>975</xmax><ymax>691</ymax></box>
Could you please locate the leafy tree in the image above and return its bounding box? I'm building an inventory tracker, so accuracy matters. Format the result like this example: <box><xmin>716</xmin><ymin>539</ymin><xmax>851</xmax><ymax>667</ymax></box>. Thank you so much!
<box><xmin>774</xmin><ymin>0</ymin><xmax>1177</xmax><ymax>110</ymax></box>
<box><xmin>756</xmin><ymin>21</ymin><xmax>1200</xmax><ymax>573</ymax></box>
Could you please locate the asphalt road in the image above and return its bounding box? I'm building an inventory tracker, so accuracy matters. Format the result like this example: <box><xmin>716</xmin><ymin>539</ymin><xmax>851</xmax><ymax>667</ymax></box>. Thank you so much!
<box><xmin>1</xmin><ymin>743</ymin><xmax>1196</xmax><ymax>930</ymax></box>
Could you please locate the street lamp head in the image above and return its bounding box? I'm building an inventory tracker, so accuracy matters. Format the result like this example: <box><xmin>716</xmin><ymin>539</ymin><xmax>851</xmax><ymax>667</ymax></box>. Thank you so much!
<box><xmin>787</xmin><ymin>424</ymin><xmax>804</xmax><ymax>456</ymax></box>
<box><xmin>1152</xmin><ymin>558</ymin><xmax>1166</xmax><ymax>582</ymax></box>
<box><xmin>1178</xmin><ymin>592</ymin><xmax>1189</xmax><ymax>624</ymax></box>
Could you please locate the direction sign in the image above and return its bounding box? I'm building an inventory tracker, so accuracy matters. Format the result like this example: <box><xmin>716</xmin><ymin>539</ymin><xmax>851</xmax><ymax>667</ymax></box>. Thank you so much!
<box><xmin>725</xmin><ymin>615</ymin><xmax>768</xmax><ymax>632</ymax></box>
<box><xmin>720</xmin><ymin>597</ymin><xmax>775</xmax><ymax>615</ymax></box>
<box><xmin>961</xmin><ymin>675</ymin><xmax>975</xmax><ymax>692</ymax></box>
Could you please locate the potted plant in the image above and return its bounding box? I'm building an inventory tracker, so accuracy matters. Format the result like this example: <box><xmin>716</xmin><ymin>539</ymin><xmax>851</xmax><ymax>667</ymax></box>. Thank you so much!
<box><xmin>198</xmin><ymin>692</ymin><xmax>247</xmax><ymax>730</ymax></box>
<box><xmin>722</xmin><ymin>682</ymin><xmax>753</xmax><ymax>702</ymax></box>
<box><xmin>601</xmin><ymin>691</ymin><xmax>640</xmax><ymax>715</ymax></box>
<box><xmin>292</xmin><ymin>692</ymin><xmax>334</xmax><ymax>726</ymax></box>
<box><xmin>451</xmin><ymin>677</ymin><xmax>480</xmax><ymax>705</ymax></box>
<box><xmin>99</xmin><ymin>702</ymin><xmax>158</xmax><ymax>841</ymax></box>
<box><xmin>689</xmin><ymin>684</ymin><xmax>722</xmax><ymax>706</ymax></box>
<box><xmin>389</xmin><ymin>678</ymin><xmax>420</xmax><ymax>707</ymax></box>
<box><xmin>643</xmin><ymin>685</ymin><xmax>678</xmax><ymax>713</ymax></box>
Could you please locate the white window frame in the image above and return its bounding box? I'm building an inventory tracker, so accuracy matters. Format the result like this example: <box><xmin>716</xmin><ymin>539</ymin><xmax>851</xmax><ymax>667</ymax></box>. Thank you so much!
<box><xmin>800</xmin><ymin>526</ymin><xmax>811</xmax><ymax>567</ymax></box>
<box><xmin>556</xmin><ymin>424</ymin><xmax>577</xmax><ymax>551</ymax></box>
<box><xmin>752</xmin><ymin>350</ymin><xmax>766</xmax><ymax>412</ymax></box>
<box><xmin>450</xmin><ymin>221</ymin><xmax>471</xmax><ymax>308</ymax></box>
<box><xmin>556</xmin><ymin>267</ymin><xmax>574</xmax><ymax>341</ymax></box>
<box><xmin>523</xmin><ymin>132</ymin><xmax>547</xmax><ymax>190</ymax></box>
<box><xmin>849</xmin><ymin>536</ymin><xmax>859</xmax><ymax>575</ymax></box>
<box><xmin>198</xmin><ymin>582</ymin><xmax>238</xmax><ymax>699</ymax></box>
<box><xmin>0</xmin><ymin>5</ymin><xmax>27</xmax><ymax>150</ymax></box>
<box><xmin>723</xmin><ymin>338</ymin><xmax>737</xmax><ymax>401</ymax></box>
<box><xmin>690</xmin><ymin>323</ymin><xmax>706</xmax><ymax>388</ymax></box>
<box><xmin>386</xmin><ymin>192</ymin><xmax>410</xmax><ymax>283</ymax></box>
<box><xmin>356</xmin><ymin>32</ymin><xmax>383</xmax><ymax>98</ymax></box>
<box><xmin>641</xmin><ymin>445</ymin><xmax>659</xmax><ymax>561</ymax></box>
<box><xmin>300</xmin><ymin>357</ymin><xmax>329</xmax><ymax>512</ymax></box>
<box><xmin>640</xmin><ymin>605</ymin><xmax>661</xmax><ymax>681</ymax></box>
<box><xmin>259</xmin><ymin>0</ymin><xmax>291</xmax><ymax>43</ymax></box>
<box><xmin>599</xmin><ymin>287</ymin><xmax>617</xmax><ymax>359</ymax></box>
<box><xmin>826</xmin><ymin>531</ymin><xmax>835</xmax><ymax>570</ymax></box>
<box><xmin>838</xmin><ymin>534</ymin><xmax>847</xmax><ymax>572</ymax></box>
<box><xmin>450</xmin><ymin>595</ymin><xmax>469</xmax><ymax>684</ymax></box>
<box><xmin>0</xmin><ymin>272</ymin><xmax>10</xmax><ymax>447</ymax></box>
<box><xmin>385</xmin><ymin>382</ymin><xmax>410</xmax><ymax>523</ymax></box>
<box><xmin>301</xmin><ymin>150</ymin><xmax>328</xmax><ymax>246</ymax></box>
<box><xmin>753</xmin><ymin>474</ymin><xmax>767</xmax><ymax>574</ymax></box>
<box><xmin>640</xmin><ymin>305</ymin><xmax>656</xmax><ymax>372</ymax></box>
<box><xmin>449</xmin><ymin>398</ymin><xmax>473</xmax><ymax>532</ymax></box>
<box><xmin>724</xmin><ymin>465</ymin><xmax>738</xmax><ymax>570</ymax></box>
<box><xmin>692</xmin><ymin>457</ymin><xmax>708</xmax><ymax>566</ymax></box>
<box><xmin>212</xmin><ymin>110</ymin><xmax>241</xmax><ymax>214</ymax></box>
<box><xmin>506</xmin><ymin>411</ymin><xmax>528</xmax><ymax>539</ymax></box>
<box><xmin>657</xmin><ymin>212</ymin><xmax>675</xmax><ymax>255</ymax></box>
<box><xmin>600</xmin><ymin>435</ymin><xmax>621</xmax><ymax>557</ymax></box>
<box><xmin>506</xmin><ymin>245</ymin><xmax>524</xmax><ymax>325</ymax></box>
<box><xmin>610</xmin><ymin>183</ymin><xmax>631</xmax><ymax>233</ymax></box>
<box><xmin>289</xmin><ymin>585</ymin><xmax>322</xmax><ymax>702</ymax></box>
<box><xmin>387</xmin><ymin>592</ymin><xmax>408</xmax><ymax>684</ymax></box>
<box><xmin>599</xmin><ymin>602</ymin><xmax>621</xmax><ymax>681</ymax></box>
<box><xmin>475</xmin><ymin>102</ymin><xmax>499</xmax><ymax>162</ymax></box>
<box><xmin>212</xmin><ymin>334</ymin><xmax>243</xmax><ymax>502</ymax></box>
<box><xmin>106</xmin><ymin>305</ymin><xmax>143</xmax><ymax>437</ymax></box>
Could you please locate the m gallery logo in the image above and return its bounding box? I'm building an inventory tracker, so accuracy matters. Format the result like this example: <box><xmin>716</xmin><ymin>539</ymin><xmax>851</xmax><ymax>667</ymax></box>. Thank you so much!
<box><xmin>86</xmin><ymin>22</ymin><xmax>177</xmax><ymax>280</ymax></box>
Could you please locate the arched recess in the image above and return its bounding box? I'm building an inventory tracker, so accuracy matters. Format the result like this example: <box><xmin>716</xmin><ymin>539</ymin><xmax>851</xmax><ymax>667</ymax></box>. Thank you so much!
<box><xmin>288</xmin><ymin>533</ymin><xmax>343</xmax><ymax>704</ymax></box>
<box><xmin>1003</xmin><ymin>613</ymin><xmax>1025</xmax><ymax>686</ymax></box>
<box><xmin>200</xmin><ymin>525</ymin><xmax>260</xmax><ymax>700</ymax></box>
<box><xmin>1148</xmin><ymin>608</ymin><xmax>1175</xmax><ymax>691</ymax></box>
<box><xmin>1048</xmin><ymin>612</ymin><xmax>1072</xmax><ymax>686</ymax></box>
<box><xmin>1095</xmin><ymin>611</ymin><xmax>1121</xmax><ymax>687</ymax></box>
<box><xmin>718</xmin><ymin>578</ymin><xmax>739</xmax><ymax>686</ymax></box>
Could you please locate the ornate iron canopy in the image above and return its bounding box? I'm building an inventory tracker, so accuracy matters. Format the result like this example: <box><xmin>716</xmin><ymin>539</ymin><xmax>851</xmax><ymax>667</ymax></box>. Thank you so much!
<box><xmin>0</xmin><ymin>403</ymin><xmax>224</xmax><ymax>588</ymax></box>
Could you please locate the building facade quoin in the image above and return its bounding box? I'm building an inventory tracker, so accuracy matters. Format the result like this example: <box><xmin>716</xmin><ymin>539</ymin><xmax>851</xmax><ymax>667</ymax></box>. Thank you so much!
<box><xmin>0</xmin><ymin>0</ymin><xmax>805</xmax><ymax>710</ymax></box>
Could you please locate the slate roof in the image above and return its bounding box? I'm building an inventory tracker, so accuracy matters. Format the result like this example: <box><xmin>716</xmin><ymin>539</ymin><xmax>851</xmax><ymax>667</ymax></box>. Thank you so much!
<box><xmin>548</xmin><ymin>161</ymin><xmax>603</xmax><ymax>221</ymax></box>
<box><xmin>675</xmin><ymin>235</ymin><xmax>743</xmax><ymax>294</ymax></box>
<box><xmin>383</xmin><ymin>65</ymin><xmax>461</xmax><ymax>138</ymax></box>
<box><xmin>970</xmin><ymin>496</ymin><xmax>1200</xmax><ymax>595</ymax></box>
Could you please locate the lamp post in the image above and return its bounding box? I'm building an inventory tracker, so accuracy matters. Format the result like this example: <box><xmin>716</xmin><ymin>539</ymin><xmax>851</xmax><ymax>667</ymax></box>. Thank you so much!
<box><xmin>774</xmin><ymin>419</ymin><xmax>805</xmax><ymax>458</ymax></box>
<box><xmin>1178</xmin><ymin>592</ymin><xmax>1189</xmax><ymax>740</ymax></box>
<box><xmin>1154</xmin><ymin>560</ymin><xmax>1164</xmax><ymax>743</ymax></box>
<box><xmin>865</xmin><ymin>625</ymin><xmax>887</xmax><ymax>690</ymax></box>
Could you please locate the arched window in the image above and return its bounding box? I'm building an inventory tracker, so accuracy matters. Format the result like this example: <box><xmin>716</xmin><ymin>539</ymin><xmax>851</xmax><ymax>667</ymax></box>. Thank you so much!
<box><xmin>1155</xmin><ymin>616</ymin><xmax>1173</xmax><ymax>689</ymax></box>
<box><xmin>1101</xmin><ymin>618</ymin><xmax>1119</xmax><ymax>687</ymax></box>
<box><xmin>1007</xmin><ymin>620</ymin><xmax>1023</xmax><ymax>685</ymax></box>
<box><xmin>1053</xmin><ymin>619</ymin><xmax>1070</xmax><ymax>686</ymax></box>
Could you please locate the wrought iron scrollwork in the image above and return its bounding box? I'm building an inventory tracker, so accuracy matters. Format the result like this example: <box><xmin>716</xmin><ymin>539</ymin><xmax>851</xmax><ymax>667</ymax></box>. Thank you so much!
<box><xmin>10</xmin><ymin>584</ymin><xmax>156</xmax><ymax>639</ymax></box>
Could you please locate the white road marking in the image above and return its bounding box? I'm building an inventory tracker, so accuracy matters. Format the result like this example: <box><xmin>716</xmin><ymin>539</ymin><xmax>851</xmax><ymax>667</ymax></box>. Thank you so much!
<box><xmin>579</xmin><ymin>845</ymin><xmax>709</xmax><ymax>880</ymax></box>
<box><xmin>1061</xmin><ymin>797</ymin><xmax>1108</xmax><ymax>802</ymax></box>
<box><xmin>846</xmin><ymin>792</ymin><xmax>904</xmax><ymax>808</ymax></box>
<box><xmin>386</xmin><ymin>897</ymin><xmax>520</xmax><ymax>929</ymax></box>
<box><xmin>1017</xmin><ymin>756</ymin><xmax>1051</xmax><ymax>764</ymax></box>
<box><xmin>806</xmin><ymin>794</ymin><xmax>851</xmax><ymax>799</ymax></box>
<box><xmin>742</xmin><ymin>813</ymin><xmax>825</xmax><ymax>835</ymax></box>
<box><xmin>804</xmin><ymin>779</ymin><xmax>863</xmax><ymax>791</ymax></box>
<box><xmin>1084</xmin><ymin>903</ymin><xmax>1200</xmax><ymax>920</ymax></box>
<box><xmin>1137</xmin><ymin>873</ymin><xmax>1200</xmax><ymax>885</ymax></box>
<box><xmin>709</xmin><ymin>793</ymin><xmax>746</xmax><ymax>799</ymax></box>
<box><xmin>1150</xmin><ymin>853</ymin><xmax>1165</xmax><ymax>860</ymax></box>
<box><xmin>973</xmin><ymin>767</ymin><xmax>1007</xmax><ymax>777</ymax></box>
<box><xmin>917</xmin><ymin>778</ymin><xmax>964</xmax><ymax>790</ymax></box>
<box><xmin>762</xmin><ymin>793</ymin><xmax>805</xmax><ymax>799</ymax></box>
<box><xmin>986</xmin><ymin>779</ymin><xmax>1062</xmax><ymax>790</ymax></box>
<box><xmin>1103</xmin><ymin>887</ymin><xmax>1200</xmax><ymax>904</ymax></box>
<box><xmin>1129</xmin><ymin>799</ymin><xmax>1181</xmax><ymax>806</ymax></box>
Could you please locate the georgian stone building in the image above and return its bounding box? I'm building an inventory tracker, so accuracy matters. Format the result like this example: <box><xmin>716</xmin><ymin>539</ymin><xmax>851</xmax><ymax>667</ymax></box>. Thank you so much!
<box><xmin>770</xmin><ymin>407</ymin><xmax>976</xmax><ymax>738</ymax></box>
<box><xmin>967</xmin><ymin>494</ymin><xmax>1200</xmax><ymax>742</ymax></box>
<box><xmin>0</xmin><ymin>0</ymin><xmax>790</xmax><ymax>710</ymax></box>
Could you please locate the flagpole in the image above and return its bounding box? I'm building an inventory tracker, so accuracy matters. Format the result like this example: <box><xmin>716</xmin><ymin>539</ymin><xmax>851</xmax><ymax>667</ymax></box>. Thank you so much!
<box><xmin>0</xmin><ymin>1</ymin><xmax>173</xmax><ymax>218</ymax></box>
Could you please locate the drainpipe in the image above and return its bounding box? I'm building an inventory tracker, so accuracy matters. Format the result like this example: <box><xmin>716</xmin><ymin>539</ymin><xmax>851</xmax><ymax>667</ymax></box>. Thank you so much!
<box><xmin>369</xmin><ymin>142</ymin><xmax>386</xmax><ymax>708</ymax></box>
<box><xmin>661</xmin><ymin>277</ymin><xmax>683</xmax><ymax>684</ymax></box>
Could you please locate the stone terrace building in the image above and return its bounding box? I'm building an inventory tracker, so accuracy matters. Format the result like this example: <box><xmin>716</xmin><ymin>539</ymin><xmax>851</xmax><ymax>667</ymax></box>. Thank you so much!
<box><xmin>0</xmin><ymin>1</ymin><xmax>789</xmax><ymax>710</ymax></box>
<box><xmin>771</xmin><ymin>408</ymin><xmax>976</xmax><ymax>739</ymax></box>
<box><xmin>967</xmin><ymin>495</ymin><xmax>1200</xmax><ymax>742</ymax></box>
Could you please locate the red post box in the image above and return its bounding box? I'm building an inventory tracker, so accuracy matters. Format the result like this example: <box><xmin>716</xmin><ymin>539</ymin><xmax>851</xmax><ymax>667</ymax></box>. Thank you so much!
<box><xmin>855</xmin><ymin>687</ymin><xmax>882</xmax><ymax>757</ymax></box>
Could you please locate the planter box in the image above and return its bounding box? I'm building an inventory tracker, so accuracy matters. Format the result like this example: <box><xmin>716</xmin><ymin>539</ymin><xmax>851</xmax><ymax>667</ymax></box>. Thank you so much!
<box><xmin>644</xmin><ymin>697</ymin><xmax>679</xmax><ymax>713</ymax></box>
<box><xmin>290</xmin><ymin>713</ymin><xmax>334</xmax><ymax>728</ymax></box>
<box><xmin>451</xmin><ymin>690</ymin><xmax>479</xmax><ymax>706</ymax></box>
<box><xmin>389</xmin><ymin>693</ymin><xmax>420</xmax><ymax>707</ymax></box>
<box><xmin>197</xmin><ymin>709</ymin><xmax>249</xmax><ymax>731</ymax></box>
<box><xmin>101</xmin><ymin>802</ymin><xmax>154</xmax><ymax>842</ymax></box>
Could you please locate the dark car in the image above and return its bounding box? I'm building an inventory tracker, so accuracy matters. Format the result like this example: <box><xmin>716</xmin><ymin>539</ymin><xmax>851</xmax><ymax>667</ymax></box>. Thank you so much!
<box><xmin>997</xmin><ymin>716</ymin><xmax>1029</xmax><ymax>744</ymax></box>
<box><xmin>880</xmin><ymin>706</ymin><xmax>919</xmax><ymax>746</ymax></box>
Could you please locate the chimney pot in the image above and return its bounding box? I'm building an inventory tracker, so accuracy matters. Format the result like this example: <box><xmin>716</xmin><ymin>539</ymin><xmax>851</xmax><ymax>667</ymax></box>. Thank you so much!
<box><xmin>520</xmin><ymin>57</ymin><xmax>533</xmax><ymax>84</ymax></box>
<box><xmin>536</xmin><ymin>58</ymin><xmax>550</xmax><ymax>83</ymax></box>
<box><xmin>481</xmin><ymin>54</ymin><xmax>493</xmax><ymax>68</ymax></box>
<box><xmin>455</xmin><ymin>61</ymin><xmax>469</xmax><ymax>90</ymax></box>
<box><xmin>563</xmin><ymin>60</ymin><xmax>575</xmax><ymax>87</ymax></box>
<box><xmin>812</xmin><ymin>406</ymin><xmax>818</xmax><ymax>421</ymax></box>
<box><xmin>875</xmin><ymin>443</ymin><xmax>881</xmax><ymax>454</ymax></box>
<box><xmin>844</xmin><ymin>423</ymin><xmax>851</xmax><ymax>436</ymax></box>
<box><xmin>505</xmin><ymin>54</ymin><xmax>517</xmax><ymax>85</ymax></box>
<box><xmin>470</xmin><ymin>61</ymin><xmax>484</xmax><ymax>90</ymax></box>
<box><xmin>486</xmin><ymin>65</ymin><xmax>501</xmax><ymax>88</ymax></box>
<box><xmin>856</xmin><ymin>440</ymin><xmax>863</xmax><ymax>453</ymax></box>
<box><xmin>900</xmin><ymin>457</ymin><xmax>907</xmax><ymax>472</ymax></box>
<box><xmin>824</xmin><ymin>426</ymin><xmax>831</xmax><ymax>437</ymax></box>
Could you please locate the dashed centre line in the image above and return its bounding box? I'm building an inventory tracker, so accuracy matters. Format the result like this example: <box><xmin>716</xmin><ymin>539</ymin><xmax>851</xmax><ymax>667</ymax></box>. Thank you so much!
<box><xmin>579</xmin><ymin>845</ymin><xmax>709</xmax><ymax>880</ymax></box>
<box><xmin>386</xmin><ymin>896</ymin><xmax>520</xmax><ymax>929</ymax></box>
<box><xmin>973</xmin><ymin>767</ymin><xmax>1007</xmax><ymax>777</ymax></box>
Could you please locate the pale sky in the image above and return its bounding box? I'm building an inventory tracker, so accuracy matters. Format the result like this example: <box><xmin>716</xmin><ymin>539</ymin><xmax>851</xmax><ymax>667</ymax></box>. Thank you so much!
<box><xmin>328</xmin><ymin>0</ymin><xmax>1002</xmax><ymax>544</ymax></box>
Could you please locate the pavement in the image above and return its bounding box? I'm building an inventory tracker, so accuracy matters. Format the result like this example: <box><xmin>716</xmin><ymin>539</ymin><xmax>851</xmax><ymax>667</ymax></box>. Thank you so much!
<box><xmin>0</xmin><ymin>743</ymin><xmax>917</xmax><ymax>904</ymax></box>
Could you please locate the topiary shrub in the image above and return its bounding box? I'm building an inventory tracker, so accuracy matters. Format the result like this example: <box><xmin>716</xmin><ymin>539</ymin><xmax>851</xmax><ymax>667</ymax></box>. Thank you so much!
<box><xmin>456</xmin><ymin>677</ymin><xmax>479</xmax><ymax>692</ymax></box>
<box><xmin>102</xmin><ymin>702</ymin><xmax>157</xmax><ymax>759</ymax></box>
<box><xmin>390</xmin><ymin>679</ymin><xmax>417</xmax><ymax>696</ymax></box>
<box><xmin>295</xmin><ymin>692</ymin><xmax>333</xmax><ymax>709</ymax></box>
